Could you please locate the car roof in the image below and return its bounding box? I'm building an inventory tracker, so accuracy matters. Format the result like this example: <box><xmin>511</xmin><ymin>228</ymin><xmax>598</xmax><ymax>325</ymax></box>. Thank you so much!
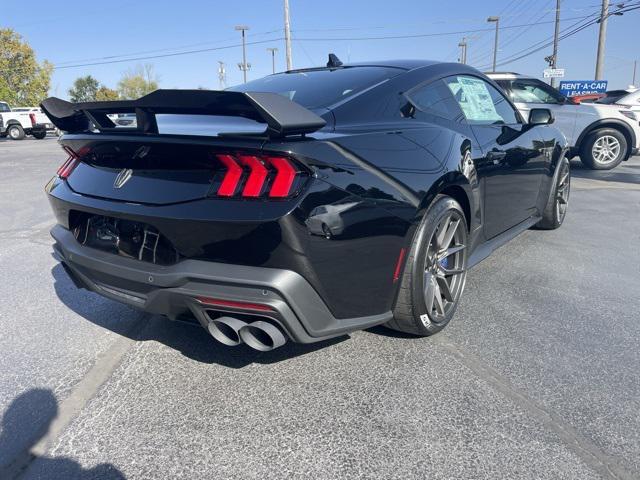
<box><xmin>287</xmin><ymin>59</ymin><xmax>441</xmax><ymax>74</ymax></box>
<box><xmin>615</xmin><ymin>89</ymin><xmax>640</xmax><ymax>103</ymax></box>
<box><xmin>485</xmin><ymin>72</ymin><xmax>535</xmax><ymax>80</ymax></box>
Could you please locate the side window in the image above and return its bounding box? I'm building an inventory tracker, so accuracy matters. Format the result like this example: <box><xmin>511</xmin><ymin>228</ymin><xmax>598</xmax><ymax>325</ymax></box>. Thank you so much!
<box><xmin>443</xmin><ymin>75</ymin><xmax>520</xmax><ymax>125</ymax></box>
<box><xmin>508</xmin><ymin>79</ymin><xmax>564</xmax><ymax>104</ymax></box>
<box><xmin>407</xmin><ymin>80</ymin><xmax>464</xmax><ymax>122</ymax></box>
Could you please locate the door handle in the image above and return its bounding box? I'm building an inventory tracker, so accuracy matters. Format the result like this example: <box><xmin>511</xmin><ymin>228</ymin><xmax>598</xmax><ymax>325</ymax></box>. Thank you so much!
<box><xmin>487</xmin><ymin>150</ymin><xmax>507</xmax><ymax>164</ymax></box>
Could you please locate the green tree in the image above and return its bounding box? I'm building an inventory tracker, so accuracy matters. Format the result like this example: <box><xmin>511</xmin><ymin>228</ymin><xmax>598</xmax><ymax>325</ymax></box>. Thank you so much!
<box><xmin>117</xmin><ymin>64</ymin><xmax>159</xmax><ymax>99</ymax></box>
<box><xmin>0</xmin><ymin>29</ymin><xmax>53</xmax><ymax>106</ymax></box>
<box><xmin>95</xmin><ymin>86</ymin><xmax>120</xmax><ymax>101</ymax></box>
<box><xmin>68</xmin><ymin>75</ymin><xmax>100</xmax><ymax>102</ymax></box>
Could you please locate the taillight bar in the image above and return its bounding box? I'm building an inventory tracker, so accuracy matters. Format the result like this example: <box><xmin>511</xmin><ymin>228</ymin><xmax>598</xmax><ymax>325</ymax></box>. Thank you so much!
<box><xmin>214</xmin><ymin>152</ymin><xmax>305</xmax><ymax>199</ymax></box>
<box><xmin>216</xmin><ymin>154</ymin><xmax>243</xmax><ymax>197</ymax></box>
<box><xmin>56</xmin><ymin>146</ymin><xmax>81</xmax><ymax>179</ymax></box>
<box><xmin>237</xmin><ymin>155</ymin><xmax>268</xmax><ymax>197</ymax></box>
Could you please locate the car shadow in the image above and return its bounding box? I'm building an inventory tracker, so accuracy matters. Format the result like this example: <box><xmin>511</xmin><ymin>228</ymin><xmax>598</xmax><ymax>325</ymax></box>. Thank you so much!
<box><xmin>0</xmin><ymin>389</ymin><xmax>125</xmax><ymax>479</ymax></box>
<box><xmin>570</xmin><ymin>158</ymin><xmax>640</xmax><ymax>185</ymax></box>
<box><xmin>365</xmin><ymin>324</ymin><xmax>421</xmax><ymax>339</ymax></box>
<box><xmin>51</xmin><ymin>264</ymin><xmax>347</xmax><ymax>369</ymax></box>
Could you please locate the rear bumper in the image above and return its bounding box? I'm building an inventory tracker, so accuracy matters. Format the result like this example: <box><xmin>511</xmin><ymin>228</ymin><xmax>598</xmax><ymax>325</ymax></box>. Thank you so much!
<box><xmin>51</xmin><ymin>224</ymin><xmax>391</xmax><ymax>344</ymax></box>
<box><xmin>631</xmin><ymin>147</ymin><xmax>639</xmax><ymax>156</ymax></box>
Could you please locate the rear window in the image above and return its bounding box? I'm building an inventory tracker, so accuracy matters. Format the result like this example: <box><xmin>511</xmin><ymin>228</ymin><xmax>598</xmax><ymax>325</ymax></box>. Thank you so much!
<box><xmin>0</xmin><ymin>102</ymin><xmax>10</xmax><ymax>113</ymax></box>
<box><xmin>228</xmin><ymin>67</ymin><xmax>401</xmax><ymax>109</ymax></box>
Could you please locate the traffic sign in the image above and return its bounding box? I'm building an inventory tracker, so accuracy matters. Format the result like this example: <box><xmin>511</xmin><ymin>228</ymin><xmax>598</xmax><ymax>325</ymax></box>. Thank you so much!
<box><xmin>543</xmin><ymin>68</ymin><xmax>565</xmax><ymax>78</ymax></box>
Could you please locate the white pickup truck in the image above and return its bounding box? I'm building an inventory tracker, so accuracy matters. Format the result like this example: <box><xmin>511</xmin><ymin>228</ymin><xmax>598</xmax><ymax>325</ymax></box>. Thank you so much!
<box><xmin>0</xmin><ymin>101</ymin><xmax>54</xmax><ymax>140</ymax></box>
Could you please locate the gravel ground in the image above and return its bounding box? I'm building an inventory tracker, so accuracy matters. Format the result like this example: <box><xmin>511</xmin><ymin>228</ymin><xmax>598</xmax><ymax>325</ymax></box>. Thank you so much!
<box><xmin>1</xmin><ymin>136</ymin><xmax>639</xmax><ymax>480</ymax></box>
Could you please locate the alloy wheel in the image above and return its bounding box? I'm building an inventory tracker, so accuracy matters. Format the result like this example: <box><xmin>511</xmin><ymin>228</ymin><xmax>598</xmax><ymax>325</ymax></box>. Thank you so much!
<box><xmin>423</xmin><ymin>211</ymin><xmax>467</xmax><ymax>323</ymax></box>
<box><xmin>9</xmin><ymin>127</ymin><xmax>20</xmax><ymax>139</ymax></box>
<box><xmin>592</xmin><ymin>135</ymin><xmax>621</xmax><ymax>165</ymax></box>
<box><xmin>555</xmin><ymin>162</ymin><xmax>570</xmax><ymax>223</ymax></box>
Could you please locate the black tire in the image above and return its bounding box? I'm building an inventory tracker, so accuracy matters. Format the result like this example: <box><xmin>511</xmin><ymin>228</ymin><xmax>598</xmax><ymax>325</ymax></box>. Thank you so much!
<box><xmin>387</xmin><ymin>195</ymin><xmax>469</xmax><ymax>336</ymax></box>
<box><xmin>7</xmin><ymin>125</ymin><xmax>25</xmax><ymax>140</ymax></box>
<box><xmin>32</xmin><ymin>130</ymin><xmax>47</xmax><ymax>139</ymax></box>
<box><xmin>535</xmin><ymin>157</ymin><xmax>570</xmax><ymax>230</ymax></box>
<box><xmin>580</xmin><ymin>128</ymin><xmax>627</xmax><ymax>170</ymax></box>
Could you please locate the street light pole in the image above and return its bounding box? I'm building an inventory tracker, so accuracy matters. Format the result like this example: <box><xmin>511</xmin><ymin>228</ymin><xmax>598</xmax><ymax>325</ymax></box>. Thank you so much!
<box><xmin>550</xmin><ymin>0</ymin><xmax>561</xmax><ymax>88</ymax></box>
<box><xmin>235</xmin><ymin>25</ymin><xmax>250</xmax><ymax>83</ymax></box>
<box><xmin>267</xmin><ymin>47</ymin><xmax>278</xmax><ymax>74</ymax></box>
<box><xmin>284</xmin><ymin>0</ymin><xmax>293</xmax><ymax>70</ymax></box>
<box><xmin>633</xmin><ymin>60</ymin><xmax>637</xmax><ymax>86</ymax></box>
<box><xmin>458</xmin><ymin>37</ymin><xmax>467</xmax><ymax>64</ymax></box>
<box><xmin>487</xmin><ymin>16</ymin><xmax>500</xmax><ymax>73</ymax></box>
<box><xmin>595</xmin><ymin>0</ymin><xmax>609</xmax><ymax>80</ymax></box>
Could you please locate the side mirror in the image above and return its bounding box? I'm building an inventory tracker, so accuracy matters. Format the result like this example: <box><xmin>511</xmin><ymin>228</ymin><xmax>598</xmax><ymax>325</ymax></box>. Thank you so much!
<box><xmin>529</xmin><ymin>108</ymin><xmax>554</xmax><ymax>125</ymax></box>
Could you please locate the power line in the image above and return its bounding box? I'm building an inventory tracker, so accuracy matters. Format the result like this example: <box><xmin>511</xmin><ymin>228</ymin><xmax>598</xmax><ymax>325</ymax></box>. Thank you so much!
<box><xmin>477</xmin><ymin>3</ymin><xmax>640</xmax><ymax>70</ymax></box>
<box><xmin>473</xmin><ymin>0</ymin><xmax>555</xmax><ymax>64</ymax></box>
<box><xmin>52</xmin><ymin>29</ymin><xmax>282</xmax><ymax>67</ymax></box>
<box><xmin>291</xmin><ymin>15</ymin><xmax>596</xmax><ymax>42</ymax></box>
<box><xmin>0</xmin><ymin>38</ymin><xmax>284</xmax><ymax>74</ymax></box>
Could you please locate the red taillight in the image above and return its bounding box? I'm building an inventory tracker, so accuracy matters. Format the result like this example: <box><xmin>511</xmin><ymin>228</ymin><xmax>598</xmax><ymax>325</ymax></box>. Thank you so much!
<box><xmin>195</xmin><ymin>296</ymin><xmax>274</xmax><ymax>312</ymax></box>
<box><xmin>216</xmin><ymin>154</ymin><xmax>243</xmax><ymax>197</ymax></box>
<box><xmin>29</xmin><ymin>113</ymin><xmax>36</xmax><ymax>127</ymax></box>
<box><xmin>57</xmin><ymin>146</ymin><xmax>80</xmax><ymax>179</ymax></box>
<box><xmin>266</xmin><ymin>156</ymin><xmax>297</xmax><ymax>198</ymax></box>
<box><xmin>237</xmin><ymin>155</ymin><xmax>268</xmax><ymax>197</ymax></box>
<box><xmin>214</xmin><ymin>152</ymin><xmax>305</xmax><ymax>199</ymax></box>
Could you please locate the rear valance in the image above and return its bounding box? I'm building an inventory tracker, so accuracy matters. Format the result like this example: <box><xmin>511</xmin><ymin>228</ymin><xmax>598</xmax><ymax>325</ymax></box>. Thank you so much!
<box><xmin>40</xmin><ymin>89</ymin><xmax>326</xmax><ymax>138</ymax></box>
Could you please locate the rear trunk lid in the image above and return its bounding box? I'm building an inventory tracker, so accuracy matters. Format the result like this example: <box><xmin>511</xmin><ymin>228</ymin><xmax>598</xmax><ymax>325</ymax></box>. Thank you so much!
<box><xmin>43</xmin><ymin>90</ymin><xmax>328</xmax><ymax>206</ymax></box>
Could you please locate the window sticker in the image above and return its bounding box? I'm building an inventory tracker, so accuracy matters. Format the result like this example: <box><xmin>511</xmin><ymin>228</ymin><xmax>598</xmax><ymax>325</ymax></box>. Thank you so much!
<box><xmin>448</xmin><ymin>76</ymin><xmax>502</xmax><ymax>123</ymax></box>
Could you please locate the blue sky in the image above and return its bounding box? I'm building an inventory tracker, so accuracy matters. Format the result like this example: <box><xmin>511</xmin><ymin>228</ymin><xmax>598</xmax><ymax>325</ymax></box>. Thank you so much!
<box><xmin>4</xmin><ymin>0</ymin><xmax>639</xmax><ymax>98</ymax></box>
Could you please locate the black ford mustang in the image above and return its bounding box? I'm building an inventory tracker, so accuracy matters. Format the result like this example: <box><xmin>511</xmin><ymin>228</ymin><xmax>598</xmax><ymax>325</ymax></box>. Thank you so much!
<box><xmin>42</xmin><ymin>58</ymin><xmax>570</xmax><ymax>352</ymax></box>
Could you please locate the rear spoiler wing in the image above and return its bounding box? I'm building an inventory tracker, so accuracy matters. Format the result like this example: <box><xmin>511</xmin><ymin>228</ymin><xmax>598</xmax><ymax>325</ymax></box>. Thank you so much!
<box><xmin>40</xmin><ymin>89</ymin><xmax>327</xmax><ymax>138</ymax></box>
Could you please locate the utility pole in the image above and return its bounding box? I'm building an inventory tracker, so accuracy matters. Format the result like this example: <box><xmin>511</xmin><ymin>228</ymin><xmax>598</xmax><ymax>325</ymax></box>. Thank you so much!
<box><xmin>633</xmin><ymin>60</ymin><xmax>637</xmax><ymax>86</ymax></box>
<box><xmin>550</xmin><ymin>0</ymin><xmax>561</xmax><ymax>87</ymax></box>
<box><xmin>235</xmin><ymin>25</ymin><xmax>250</xmax><ymax>83</ymax></box>
<box><xmin>595</xmin><ymin>0</ymin><xmax>609</xmax><ymax>80</ymax></box>
<box><xmin>487</xmin><ymin>16</ymin><xmax>500</xmax><ymax>72</ymax></box>
<box><xmin>458</xmin><ymin>37</ymin><xmax>467</xmax><ymax>64</ymax></box>
<box><xmin>217</xmin><ymin>61</ymin><xmax>226</xmax><ymax>90</ymax></box>
<box><xmin>267</xmin><ymin>47</ymin><xmax>278</xmax><ymax>74</ymax></box>
<box><xmin>284</xmin><ymin>0</ymin><xmax>293</xmax><ymax>70</ymax></box>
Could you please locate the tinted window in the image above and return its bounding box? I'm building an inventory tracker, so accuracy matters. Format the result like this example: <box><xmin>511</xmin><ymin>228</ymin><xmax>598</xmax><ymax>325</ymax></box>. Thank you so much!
<box><xmin>228</xmin><ymin>67</ymin><xmax>401</xmax><ymax>109</ymax></box>
<box><xmin>444</xmin><ymin>75</ymin><xmax>519</xmax><ymax>125</ymax></box>
<box><xmin>408</xmin><ymin>80</ymin><xmax>463</xmax><ymax>122</ymax></box>
<box><xmin>506</xmin><ymin>78</ymin><xmax>565</xmax><ymax>104</ymax></box>
<box><xmin>0</xmin><ymin>102</ymin><xmax>10</xmax><ymax>113</ymax></box>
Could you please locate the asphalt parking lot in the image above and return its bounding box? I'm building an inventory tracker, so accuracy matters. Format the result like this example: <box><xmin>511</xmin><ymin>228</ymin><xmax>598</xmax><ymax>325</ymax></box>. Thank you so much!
<box><xmin>0</xmin><ymin>136</ymin><xmax>639</xmax><ymax>480</ymax></box>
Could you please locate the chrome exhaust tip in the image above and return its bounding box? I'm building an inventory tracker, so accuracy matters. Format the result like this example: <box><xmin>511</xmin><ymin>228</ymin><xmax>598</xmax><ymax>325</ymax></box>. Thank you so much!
<box><xmin>207</xmin><ymin>316</ymin><xmax>248</xmax><ymax>346</ymax></box>
<box><xmin>239</xmin><ymin>321</ymin><xmax>286</xmax><ymax>352</ymax></box>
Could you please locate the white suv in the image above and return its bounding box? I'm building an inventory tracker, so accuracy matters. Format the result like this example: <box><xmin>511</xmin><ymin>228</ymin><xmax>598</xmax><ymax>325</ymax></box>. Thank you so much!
<box><xmin>488</xmin><ymin>73</ymin><xmax>640</xmax><ymax>170</ymax></box>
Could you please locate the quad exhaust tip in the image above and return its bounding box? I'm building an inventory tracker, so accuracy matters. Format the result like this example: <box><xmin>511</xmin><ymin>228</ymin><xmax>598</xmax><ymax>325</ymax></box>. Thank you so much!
<box><xmin>239</xmin><ymin>320</ymin><xmax>286</xmax><ymax>352</ymax></box>
<box><xmin>207</xmin><ymin>316</ymin><xmax>247</xmax><ymax>346</ymax></box>
<box><xmin>206</xmin><ymin>316</ymin><xmax>286</xmax><ymax>351</ymax></box>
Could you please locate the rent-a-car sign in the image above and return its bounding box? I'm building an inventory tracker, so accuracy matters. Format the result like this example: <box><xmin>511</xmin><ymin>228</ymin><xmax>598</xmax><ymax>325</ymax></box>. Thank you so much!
<box><xmin>558</xmin><ymin>80</ymin><xmax>608</xmax><ymax>97</ymax></box>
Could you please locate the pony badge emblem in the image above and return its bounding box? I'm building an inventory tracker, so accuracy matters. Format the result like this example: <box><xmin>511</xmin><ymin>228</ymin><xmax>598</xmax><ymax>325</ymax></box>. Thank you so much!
<box><xmin>114</xmin><ymin>168</ymin><xmax>133</xmax><ymax>189</ymax></box>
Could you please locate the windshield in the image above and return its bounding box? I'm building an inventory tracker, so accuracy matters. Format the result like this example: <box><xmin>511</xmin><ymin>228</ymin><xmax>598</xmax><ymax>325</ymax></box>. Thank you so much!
<box><xmin>229</xmin><ymin>66</ymin><xmax>401</xmax><ymax>109</ymax></box>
